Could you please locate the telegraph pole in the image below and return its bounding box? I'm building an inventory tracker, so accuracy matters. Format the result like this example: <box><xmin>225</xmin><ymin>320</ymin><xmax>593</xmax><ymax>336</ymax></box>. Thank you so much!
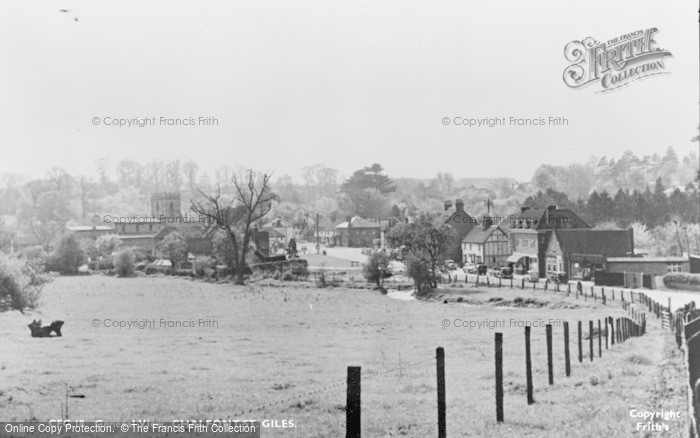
<box><xmin>316</xmin><ymin>213</ymin><xmax>320</xmax><ymax>254</ymax></box>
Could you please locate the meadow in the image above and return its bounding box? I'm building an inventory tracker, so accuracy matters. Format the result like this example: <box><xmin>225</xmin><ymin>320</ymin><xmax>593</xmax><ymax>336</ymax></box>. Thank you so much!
<box><xmin>0</xmin><ymin>275</ymin><xmax>688</xmax><ymax>437</ymax></box>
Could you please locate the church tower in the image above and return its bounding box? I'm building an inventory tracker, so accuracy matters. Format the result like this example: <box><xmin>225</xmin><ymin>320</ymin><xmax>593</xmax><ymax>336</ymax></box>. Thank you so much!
<box><xmin>151</xmin><ymin>192</ymin><xmax>182</xmax><ymax>220</ymax></box>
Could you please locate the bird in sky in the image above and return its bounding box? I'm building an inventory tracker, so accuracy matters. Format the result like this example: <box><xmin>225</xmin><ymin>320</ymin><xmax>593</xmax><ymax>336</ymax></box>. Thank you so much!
<box><xmin>58</xmin><ymin>9</ymin><xmax>71</xmax><ymax>13</ymax></box>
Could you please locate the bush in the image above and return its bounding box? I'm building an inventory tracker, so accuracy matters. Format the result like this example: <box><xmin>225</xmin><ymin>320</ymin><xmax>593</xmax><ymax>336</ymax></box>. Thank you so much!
<box><xmin>194</xmin><ymin>256</ymin><xmax>216</xmax><ymax>277</ymax></box>
<box><xmin>405</xmin><ymin>255</ymin><xmax>432</xmax><ymax>294</ymax></box>
<box><xmin>0</xmin><ymin>252</ymin><xmax>53</xmax><ymax>311</ymax></box>
<box><xmin>145</xmin><ymin>264</ymin><xmax>168</xmax><ymax>275</ymax></box>
<box><xmin>362</xmin><ymin>250</ymin><xmax>392</xmax><ymax>289</ymax></box>
<box><xmin>290</xmin><ymin>260</ymin><xmax>309</xmax><ymax>277</ymax></box>
<box><xmin>98</xmin><ymin>256</ymin><xmax>114</xmax><ymax>271</ymax></box>
<box><xmin>114</xmin><ymin>249</ymin><xmax>136</xmax><ymax>277</ymax></box>
<box><xmin>173</xmin><ymin>269</ymin><xmax>195</xmax><ymax>278</ymax></box>
<box><xmin>95</xmin><ymin>234</ymin><xmax>121</xmax><ymax>258</ymax></box>
<box><xmin>49</xmin><ymin>233</ymin><xmax>87</xmax><ymax>274</ymax></box>
<box><xmin>282</xmin><ymin>270</ymin><xmax>295</xmax><ymax>281</ymax></box>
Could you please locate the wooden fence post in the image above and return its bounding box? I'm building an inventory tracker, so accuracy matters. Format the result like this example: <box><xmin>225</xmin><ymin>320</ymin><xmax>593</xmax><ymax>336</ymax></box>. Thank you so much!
<box><xmin>525</xmin><ymin>326</ymin><xmax>534</xmax><ymax>404</ymax></box>
<box><xmin>609</xmin><ymin>317</ymin><xmax>615</xmax><ymax>346</ymax></box>
<box><xmin>436</xmin><ymin>347</ymin><xmax>446</xmax><ymax>438</ymax></box>
<box><xmin>612</xmin><ymin>289</ymin><xmax>615</xmax><ymax>300</ymax></box>
<box><xmin>495</xmin><ymin>333</ymin><xmax>504</xmax><ymax>422</ymax></box>
<box><xmin>602</xmin><ymin>291</ymin><xmax>606</xmax><ymax>305</ymax></box>
<box><xmin>589</xmin><ymin>320</ymin><xmax>594</xmax><ymax>362</ymax></box>
<box><xmin>567</xmin><ymin>283</ymin><xmax>571</xmax><ymax>295</ymax></box>
<box><xmin>546</xmin><ymin>324</ymin><xmax>553</xmax><ymax>385</ymax></box>
<box><xmin>564</xmin><ymin>321</ymin><xmax>571</xmax><ymax>377</ymax></box>
<box><xmin>604</xmin><ymin>318</ymin><xmax>608</xmax><ymax>349</ymax></box>
<box><xmin>346</xmin><ymin>366</ymin><xmax>361</xmax><ymax>438</ymax></box>
<box><xmin>598</xmin><ymin>319</ymin><xmax>602</xmax><ymax>357</ymax></box>
<box><xmin>578</xmin><ymin>321</ymin><xmax>583</xmax><ymax>363</ymax></box>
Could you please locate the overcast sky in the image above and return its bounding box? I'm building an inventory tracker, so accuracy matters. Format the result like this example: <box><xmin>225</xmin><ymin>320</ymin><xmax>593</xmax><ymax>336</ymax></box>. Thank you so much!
<box><xmin>0</xmin><ymin>0</ymin><xmax>697</xmax><ymax>182</ymax></box>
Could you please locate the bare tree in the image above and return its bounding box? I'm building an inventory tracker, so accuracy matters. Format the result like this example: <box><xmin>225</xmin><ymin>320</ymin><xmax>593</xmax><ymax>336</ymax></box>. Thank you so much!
<box><xmin>191</xmin><ymin>169</ymin><xmax>275</xmax><ymax>285</ymax></box>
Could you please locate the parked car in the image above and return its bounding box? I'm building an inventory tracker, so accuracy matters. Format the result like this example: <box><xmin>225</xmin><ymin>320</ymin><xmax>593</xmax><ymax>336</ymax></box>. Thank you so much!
<box><xmin>490</xmin><ymin>266</ymin><xmax>513</xmax><ymax>279</ymax></box>
<box><xmin>499</xmin><ymin>267</ymin><xmax>513</xmax><ymax>279</ymax></box>
<box><xmin>444</xmin><ymin>259</ymin><xmax>457</xmax><ymax>270</ymax></box>
<box><xmin>463</xmin><ymin>263</ymin><xmax>478</xmax><ymax>274</ymax></box>
<box><xmin>476</xmin><ymin>264</ymin><xmax>488</xmax><ymax>275</ymax></box>
<box><xmin>549</xmin><ymin>271</ymin><xmax>568</xmax><ymax>283</ymax></box>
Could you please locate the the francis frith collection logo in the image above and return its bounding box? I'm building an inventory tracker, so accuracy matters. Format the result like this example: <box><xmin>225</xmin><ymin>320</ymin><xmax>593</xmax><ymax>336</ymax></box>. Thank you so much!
<box><xmin>563</xmin><ymin>28</ymin><xmax>672</xmax><ymax>92</ymax></box>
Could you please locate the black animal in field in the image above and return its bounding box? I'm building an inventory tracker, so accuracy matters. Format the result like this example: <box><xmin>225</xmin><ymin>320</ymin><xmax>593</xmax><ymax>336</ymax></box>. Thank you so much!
<box><xmin>27</xmin><ymin>320</ymin><xmax>64</xmax><ymax>338</ymax></box>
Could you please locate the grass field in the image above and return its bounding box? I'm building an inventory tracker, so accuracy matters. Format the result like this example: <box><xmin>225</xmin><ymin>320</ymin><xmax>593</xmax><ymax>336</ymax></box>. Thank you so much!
<box><xmin>0</xmin><ymin>275</ymin><xmax>688</xmax><ymax>437</ymax></box>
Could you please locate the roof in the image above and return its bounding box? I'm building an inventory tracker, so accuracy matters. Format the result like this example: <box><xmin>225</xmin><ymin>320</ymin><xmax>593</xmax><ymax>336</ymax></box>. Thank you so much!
<box><xmin>336</xmin><ymin>216</ymin><xmax>389</xmax><ymax>229</ymax></box>
<box><xmin>606</xmin><ymin>257</ymin><xmax>689</xmax><ymax>263</ymax></box>
<box><xmin>66</xmin><ymin>225</ymin><xmax>114</xmax><ymax>232</ymax></box>
<box><xmin>462</xmin><ymin>225</ymin><xmax>506</xmax><ymax>244</ymax></box>
<box><xmin>442</xmin><ymin>204</ymin><xmax>473</xmax><ymax>223</ymax></box>
<box><xmin>265</xmin><ymin>217</ymin><xmax>293</xmax><ymax>228</ymax></box>
<box><xmin>506</xmin><ymin>207</ymin><xmax>590</xmax><ymax>230</ymax></box>
<box><xmin>154</xmin><ymin>226</ymin><xmax>178</xmax><ymax>239</ymax></box>
<box><xmin>552</xmin><ymin>229</ymin><xmax>632</xmax><ymax>257</ymax></box>
<box><xmin>262</xmin><ymin>227</ymin><xmax>286</xmax><ymax>238</ymax></box>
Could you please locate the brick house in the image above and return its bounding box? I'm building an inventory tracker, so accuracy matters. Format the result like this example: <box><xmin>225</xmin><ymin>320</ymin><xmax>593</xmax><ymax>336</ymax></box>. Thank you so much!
<box><xmin>441</xmin><ymin>199</ymin><xmax>476</xmax><ymax>264</ymax></box>
<box><xmin>544</xmin><ymin>228</ymin><xmax>634</xmax><ymax>279</ymax></box>
<box><xmin>506</xmin><ymin>205</ymin><xmax>590</xmax><ymax>277</ymax></box>
<box><xmin>335</xmin><ymin>216</ymin><xmax>389</xmax><ymax>248</ymax></box>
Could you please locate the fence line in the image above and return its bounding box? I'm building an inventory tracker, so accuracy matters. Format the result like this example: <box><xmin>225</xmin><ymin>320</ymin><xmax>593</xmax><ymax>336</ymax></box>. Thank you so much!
<box><xmin>674</xmin><ymin>301</ymin><xmax>700</xmax><ymax>438</ymax></box>
<box><xmin>233</xmin><ymin>273</ymin><xmax>669</xmax><ymax>435</ymax></box>
<box><xmin>343</xmin><ymin>313</ymin><xmax>646</xmax><ymax>436</ymax></box>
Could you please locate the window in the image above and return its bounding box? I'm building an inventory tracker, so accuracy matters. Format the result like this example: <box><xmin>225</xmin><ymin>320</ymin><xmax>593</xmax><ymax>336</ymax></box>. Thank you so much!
<box><xmin>667</xmin><ymin>264</ymin><xmax>682</xmax><ymax>273</ymax></box>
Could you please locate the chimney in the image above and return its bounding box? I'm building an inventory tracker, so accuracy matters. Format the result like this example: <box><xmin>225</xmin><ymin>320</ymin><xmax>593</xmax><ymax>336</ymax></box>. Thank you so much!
<box><xmin>481</xmin><ymin>215</ymin><xmax>493</xmax><ymax>231</ymax></box>
<box><xmin>346</xmin><ymin>216</ymin><xmax>352</xmax><ymax>228</ymax></box>
<box><xmin>455</xmin><ymin>199</ymin><xmax>464</xmax><ymax>213</ymax></box>
<box><xmin>444</xmin><ymin>200</ymin><xmax>453</xmax><ymax>211</ymax></box>
<box><xmin>627</xmin><ymin>227</ymin><xmax>634</xmax><ymax>255</ymax></box>
<box><xmin>520</xmin><ymin>206</ymin><xmax>530</xmax><ymax>214</ymax></box>
<box><xmin>545</xmin><ymin>205</ymin><xmax>557</xmax><ymax>227</ymax></box>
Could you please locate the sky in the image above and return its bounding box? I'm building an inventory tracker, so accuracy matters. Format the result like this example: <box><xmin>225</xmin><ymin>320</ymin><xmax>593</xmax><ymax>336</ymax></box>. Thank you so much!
<box><xmin>0</xmin><ymin>0</ymin><xmax>697</xmax><ymax>183</ymax></box>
